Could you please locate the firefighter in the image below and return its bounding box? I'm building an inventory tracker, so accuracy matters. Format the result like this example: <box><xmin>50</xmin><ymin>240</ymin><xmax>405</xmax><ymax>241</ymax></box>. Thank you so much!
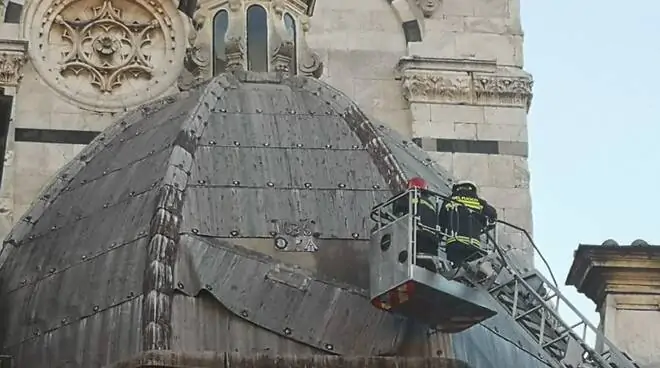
<box><xmin>392</xmin><ymin>177</ymin><xmax>440</xmax><ymax>272</ymax></box>
<box><xmin>438</xmin><ymin>180</ymin><xmax>497</xmax><ymax>268</ymax></box>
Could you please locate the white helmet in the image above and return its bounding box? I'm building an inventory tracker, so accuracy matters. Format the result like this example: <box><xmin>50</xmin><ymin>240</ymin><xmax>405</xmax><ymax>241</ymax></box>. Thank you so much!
<box><xmin>452</xmin><ymin>180</ymin><xmax>478</xmax><ymax>194</ymax></box>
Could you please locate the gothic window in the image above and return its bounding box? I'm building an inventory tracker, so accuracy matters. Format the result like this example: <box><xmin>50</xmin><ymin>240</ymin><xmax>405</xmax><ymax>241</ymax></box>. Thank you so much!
<box><xmin>246</xmin><ymin>4</ymin><xmax>268</xmax><ymax>72</ymax></box>
<box><xmin>213</xmin><ymin>9</ymin><xmax>229</xmax><ymax>75</ymax></box>
<box><xmin>284</xmin><ymin>13</ymin><xmax>297</xmax><ymax>75</ymax></box>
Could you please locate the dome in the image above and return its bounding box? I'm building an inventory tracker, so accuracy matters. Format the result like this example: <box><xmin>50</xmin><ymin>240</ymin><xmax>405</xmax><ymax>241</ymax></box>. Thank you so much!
<box><xmin>0</xmin><ymin>73</ymin><xmax>549</xmax><ymax>368</ymax></box>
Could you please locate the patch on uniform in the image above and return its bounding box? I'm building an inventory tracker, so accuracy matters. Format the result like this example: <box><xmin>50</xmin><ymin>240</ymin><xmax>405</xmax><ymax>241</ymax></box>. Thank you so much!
<box><xmin>270</xmin><ymin>219</ymin><xmax>321</xmax><ymax>252</ymax></box>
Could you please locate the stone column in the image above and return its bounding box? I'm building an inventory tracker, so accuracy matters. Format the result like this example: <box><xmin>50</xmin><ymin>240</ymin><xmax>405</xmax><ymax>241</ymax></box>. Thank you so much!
<box><xmin>0</xmin><ymin>38</ymin><xmax>28</xmax><ymax>241</ymax></box>
<box><xmin>566</xmin><ymin>241</ymin><xmax>660</xmax><ymax>366</ymax></box>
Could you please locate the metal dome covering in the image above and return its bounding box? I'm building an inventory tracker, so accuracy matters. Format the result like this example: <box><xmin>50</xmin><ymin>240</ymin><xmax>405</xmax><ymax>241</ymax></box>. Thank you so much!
<box><xmin>0</xmin><ymin>73</ymin><xmax>550</xmax><ymax>368</ymax></box>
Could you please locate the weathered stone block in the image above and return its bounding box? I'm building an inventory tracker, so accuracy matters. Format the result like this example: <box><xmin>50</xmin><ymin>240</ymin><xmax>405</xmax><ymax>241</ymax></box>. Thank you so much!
<box><xmin>443</xmin><ymin>0</ymin><xmax>475</xmax><ymax>16</ymax></box>
<box><xmin>425</xmin><ymin>16</ymin><xmax>465</xmax><ymax>34</ymax></box>
<box><xmin>476</xmin><ymin>122</ymin><xmax>528</xmax><ymax>142</ymax></box>
<box><xmin>408</xmin><ymin>33</ymin><xmax>458</xmax><ymax>59</ymax></box>
<box><xmin>454</xmin><ymin>33</ymin><xmax>520</xmax><ymax>66</ymax></box>
<box><xmin>452</xmin><ymin>153</ymin><xmax>491</xmax><ymax>185</ymax></box>
<box><xmin>483</xmin><ymin>106</ymin><xmax>527</xmax><ymax>125</ymax></box>
<box><xmin>428</xmin><ymin>151</ymin><xmax>454</xmax><ymax>173</ymax></box>
<box><xmin>473</xmin><ymin>0</ymin><xmax>508</xmax><ymax>18</ymax></box>
<box><xmin>410</xmin><ymin>103</ymin><xmax>431</xmax><ymax>123</ymax></box>
<box><xmin>430</xmin><ymin>104</ymin><xmax>485</xmax><ymax>124</ymax></box>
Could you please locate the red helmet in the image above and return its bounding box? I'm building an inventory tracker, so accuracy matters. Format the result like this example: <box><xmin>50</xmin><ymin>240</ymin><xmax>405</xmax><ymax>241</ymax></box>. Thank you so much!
<box><xmin>407</xmin><ymin>177</ymin><xmax>428</xmax><ymax>190</ymax></box>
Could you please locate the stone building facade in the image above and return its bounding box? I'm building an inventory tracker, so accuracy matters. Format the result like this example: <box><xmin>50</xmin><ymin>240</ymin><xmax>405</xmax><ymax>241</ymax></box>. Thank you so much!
<box><xmin>0</xmin><ymin>0</ymin><xmax>534</xmax><ymax>265</ymax></box>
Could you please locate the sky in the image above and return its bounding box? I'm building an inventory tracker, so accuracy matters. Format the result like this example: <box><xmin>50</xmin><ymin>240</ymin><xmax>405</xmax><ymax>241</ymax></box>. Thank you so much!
<box><xmin>521</xmin><ymin>0</ymin><xmax>660</xmax><ymax>334</ymax></box>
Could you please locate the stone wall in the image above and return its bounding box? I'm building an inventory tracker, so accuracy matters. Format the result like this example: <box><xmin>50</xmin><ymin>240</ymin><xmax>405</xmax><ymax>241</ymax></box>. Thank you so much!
<box><xmin>0</xmin><ymin>0</ymin><xmax>535</xmax><ymax>269</ymax></box>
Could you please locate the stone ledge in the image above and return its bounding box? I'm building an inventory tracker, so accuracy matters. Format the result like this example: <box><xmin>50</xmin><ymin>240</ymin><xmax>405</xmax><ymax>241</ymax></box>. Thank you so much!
<box><xmin>395</xmin><ymin>56</ymin><xmax>533</xmax><ymax>111</ymax></box>
<box><xmin>566</xmin><ymin>244</ymin><xmax>660</xmax><ymax>310</ymax></box>
<box><xmin>105</xmin><ymin>351</ymin><xmax>471</xmax><ymax>368</ymax></box>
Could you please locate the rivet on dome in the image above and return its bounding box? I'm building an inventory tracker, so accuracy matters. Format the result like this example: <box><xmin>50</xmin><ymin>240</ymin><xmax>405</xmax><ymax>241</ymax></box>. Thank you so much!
<box><xmin>192</xmin><ymin>228</ymin><xmax>199</xmax><ymax>234</ymax></box>
<box><xmin>230</xmin><ymin>230</ymin><xmax>239</xmax><ymax>237</ymax></box>
<box><xmin>61</xmin><ymin>318</ymin><xmax>68</xmax><ymax>324</ymax></box>
<box><xmin>103</xmin><ymin>203</ymin><xmax>109</xmax><ymax>208</ymax></box>
<box><xmin>325</xmin><ymin>344</ymin><xmax>334</xmax><ymax>351</ymax></box>
<box><xmin>51</xmin><ymin>226</ymin><xmax>56</xmax><ymax>231</ymax></box>
<box><xmin>296</xmin><ymin>143</ymin><xmax>303</xmax><ymax>148</ymax></box>
<box><xmin>205</xmin><ymin>284</ymin><xmax>213</xmax><ymax>291</ymax></box>
<box><xmin>232</xmin><ymin>180</ymin><xmax>240</xmax><ymax>186</ymax></box>
<box><xmin>178</xmin><ymin>282</ymin><xmax>184</xmax><ymax>289</ymax></box>
<box><xmin>233</xmin><ymin>141</ymin><xmax>240</xmax><ymax>146</ymax></box>
<box><xmin>325</xmin><ymin>144</ymin><xmax>332</xmax><ymax>149</ymax></box>
<box><xmin>284</xmin><ymin>327</ymin><xmax>292</xmax><ymax>335</ymax></box>
<box><xmin>373</xmin><ymin>184</ymin><xmax>381</xmax><ymax>189</ymax></box>
<box><xmin>198</xmin><ymin>179</ymin><xmax>206</xmax><ymax>185</ymax></box>
<box><xmin>220</xmin><ymin>108</ymin><xmax>227</xmax><ymax>113</ymax></box>
<box><xmin>263</xmin><ymin>142</ymin><xmax>270</xmax><ymax>147</ymax></box>
<box><xmin>338</xmin><ymin>183</ymin><xmax>346</xmax><ymax>189</ymax></box>
<box><xmin>352</xmin><ymin>233</ymin><xmax>360</xmax><ymax>239</ymax></box>
<box><xmin>81</xmin><ymin>255</ymin><xmax>87</xmax><ymax>260</ymax></box>
<box><xmin>129</xmin><ymin>191</ymin><xmax>136</xmax><ymax>197</ymax></box>
<box><xmin>241</xmin><ymin>310</ymin><xmax>249</xmax><ymax>317</ymax></box>
<box><xmin>256</xmin><ymin>108</ymin><xmax>262</xmax><ymax>113</ymax></box>
<box><xmin>209</xmin><ymin>140</ymin><xmax>217</xmax><ymax>145</ymax></box>
<box><xmin>289</xmin><ymin>109</ymin><xmax>296</xmax><ymax>114</ymax></box>
<box><xmin>93</xmin><ymin>305</ymin><xmax>99</xmax><ymax>312</ymax></box>
<box><xmin>304</xmin><ymin>183</ymin><xmax>312</xmax><ymax>188</ymax></box>
<box><xmin>49</xmin><ymin>268</ymin><xmax>56</xmax><ymax>273</ymax></box>
<box><xmin>351</xmin><ymin>145</ymin><xmax>359</xmax><ymax>149</ymax></box>
<box><xmin>267</xmin><ymin>182</ymin><xmax>274</xmax><ymax>187</ymax></box>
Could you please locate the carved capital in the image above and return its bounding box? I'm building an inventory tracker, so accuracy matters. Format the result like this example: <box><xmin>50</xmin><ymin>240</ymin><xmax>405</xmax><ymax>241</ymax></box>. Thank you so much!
<box><xmin>225</xmin><ymin>36</ymin><xmax>246</xmax><ymax>71</ymax></box>
<box><xmin>398</xmin><ymin>57</ymin><xmax>533</xmax><ymax>111</ymax></box>
<box><xmin>0</xmin><ymin>51</ymin><xmax>27</xmax><ymax>88</ymax></box>
<box><xmin>271</xmin><ymin>40</ymin><xmax>294</xmax><ymax>76</ymax></box>
<box><xmin>416</xmin><ymin>0</ymin><xmax>439</xmax><ymax>18</ymax></box>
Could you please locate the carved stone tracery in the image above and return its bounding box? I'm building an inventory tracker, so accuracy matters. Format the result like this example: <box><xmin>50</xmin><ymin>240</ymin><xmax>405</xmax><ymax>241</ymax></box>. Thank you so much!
<box><xmin>24</xmin><ymin>0</ymin><xmax>185</xmax><ymax>111</ymax></box>
<box><xmin>55</xmin><ymin>0</ymin><xmax>157</xmax><ymax>93</ymax></box>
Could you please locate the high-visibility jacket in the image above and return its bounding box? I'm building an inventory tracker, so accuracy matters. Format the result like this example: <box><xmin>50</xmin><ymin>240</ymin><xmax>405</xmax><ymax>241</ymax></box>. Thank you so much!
<box><xmin>438</xmin><ymin>192</ymin><xmax>496</xmax><ymax>248</ymax></box>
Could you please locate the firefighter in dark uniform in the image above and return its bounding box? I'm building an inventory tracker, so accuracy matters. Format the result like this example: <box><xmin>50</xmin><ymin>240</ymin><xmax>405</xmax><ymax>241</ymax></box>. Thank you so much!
<box><xmin>392</xmin><ymin>178</ymin><xmax>440</xmax><ymax>272</ymax></box>
<box><xmin>438</xmin><ymin>180</ymin><xmax>497</xmax><ymax>268</ymax></box>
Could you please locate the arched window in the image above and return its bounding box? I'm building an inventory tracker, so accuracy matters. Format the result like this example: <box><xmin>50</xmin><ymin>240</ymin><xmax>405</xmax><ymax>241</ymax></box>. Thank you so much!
<box><xmin>284</xmin><ymin>13</ymin><xmax>297</xmax><ymax>75</ymax></box>
<box><xmin>213</xmin><ymin>9</ymin><xmax>229</xmax><ymax>75</ymax></box>
<box><xmin>246</xmin><ymin>5</ymin><xmax>268</xmax><ymax>72</ymax></box>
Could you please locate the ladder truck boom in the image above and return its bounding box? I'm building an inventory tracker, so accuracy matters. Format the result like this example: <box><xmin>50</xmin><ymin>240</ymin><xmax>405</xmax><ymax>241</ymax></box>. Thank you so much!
<box><xmin>369</xmin><ymin>182</ymin><xmax>640</xmax><ymax>368</ymax></box>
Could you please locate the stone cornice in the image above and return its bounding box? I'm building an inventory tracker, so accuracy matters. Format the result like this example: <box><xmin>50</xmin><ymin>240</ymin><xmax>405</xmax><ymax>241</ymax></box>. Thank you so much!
<box><xmin>566</xmin><ymin>244</ymin><xmax>660</xmax><ymax>310</ymax></box>
<box><xmin>396</xmin><ymin>56</ymin><xmax>533</xmax><ymax>111</ymax></box>
<box><xmin>0</xmin><ymin>38</ymin><xmax>28</xmax><ymax>88</ymax></box>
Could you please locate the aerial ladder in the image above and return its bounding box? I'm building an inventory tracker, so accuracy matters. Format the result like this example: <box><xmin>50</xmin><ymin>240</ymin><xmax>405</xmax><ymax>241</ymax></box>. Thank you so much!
<box><xmin>368</xmin><ymin>178</ymin><xmax>640</xmax><ymax>368</ymax></box>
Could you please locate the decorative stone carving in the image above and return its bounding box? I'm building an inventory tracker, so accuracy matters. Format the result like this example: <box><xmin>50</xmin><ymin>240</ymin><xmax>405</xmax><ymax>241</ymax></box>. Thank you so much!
<box><xmin>54</xmin><ymin>0</ymin><xmax>157</xmax><ymax>93</ymax></box>
<box><xmin>402</xmin><ymin>74</ymin><xmax>471</xmax><ymax>104</ymax></box>
<box><xmin>23</xmin><ymin>0</ymin><xmax>186</xmax><ymax>111</ymax></box>
<box><xmin>400</xmin><ymin>70</ymin><xmax>533</xmax><ymax>110</ymax></box>
<box><xmin>473</xmin><ymin>75</ymin><xmax>533</xmax><ymax>110</ymax></box>
<box><xmin>225</xmin><ymin>36</ymin><xmax>246</xmax><ymax>71</ymax></box>
<box><xmin>297</xmin><ymin>16</ymin><xmax>323</xmax><ymax>78</ymax></box>
<box><xmin>416</xmin><ymin>0</ymin><xmax>439</xmax><ymax>18</ymax></box>
<box><xmin>178</xmin><ymin>5</ymin><xmax>211</xmax><ymax>91</ymax></box>
<box><xmin>0</xmin><ymin>52</ymin><xmax>26</xmax><ymax>87</ymax></box>
<box><xmin>271</xmin><ymin>41</ymin><xmax>294</xmax><ymax>75</ymax></box>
